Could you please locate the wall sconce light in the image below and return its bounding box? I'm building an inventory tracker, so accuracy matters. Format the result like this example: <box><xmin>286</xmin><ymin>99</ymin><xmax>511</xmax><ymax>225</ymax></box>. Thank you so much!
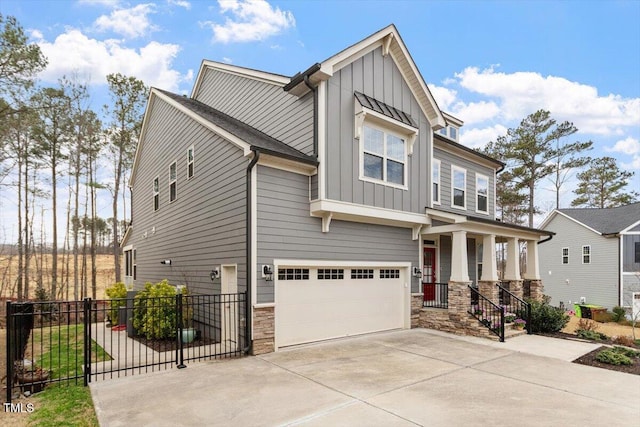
<box><xmin>412</xmin><ymin>267</ymin><xmax>423</xmax><ymax>278</ymax></box>
<box><xmin>160</xmin><ymin>259</ymin><xmax>172</xmax><ymax>265</ymax></box>
<box><xmin>210</xmin><ymin>267</ymin><xmax>220</xmax><ymax>281</ymax></box>
<box><xmin>262</xmin><ymin>265</ymin><xmax>274</xmax><ymax>282</ymax></box>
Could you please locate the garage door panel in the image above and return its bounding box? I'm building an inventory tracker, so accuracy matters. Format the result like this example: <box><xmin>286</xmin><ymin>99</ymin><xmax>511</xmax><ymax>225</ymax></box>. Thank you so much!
<box><xmin>276</xmin><ymin>267</ymin><xmax>406</xmax><ymax>348</ymax></box>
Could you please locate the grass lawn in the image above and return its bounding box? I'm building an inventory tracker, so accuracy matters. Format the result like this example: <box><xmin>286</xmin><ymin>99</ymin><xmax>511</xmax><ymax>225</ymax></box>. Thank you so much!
<box><xmin>28</xmin><ymin>384</ymin><xmax>98</xmax><ymax>427</ymax></box>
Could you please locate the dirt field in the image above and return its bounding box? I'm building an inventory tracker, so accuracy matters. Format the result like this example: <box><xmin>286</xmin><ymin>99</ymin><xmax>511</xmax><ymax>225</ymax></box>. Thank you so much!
<box><xmin>0</xmin><ymin>254</ymin><xmax>117</xmax><ymax>301</ymax></box>
<box><xmin>563</xmin><ymin>315</ymin><xmax>640</xmax><ymax>338</ymax></box>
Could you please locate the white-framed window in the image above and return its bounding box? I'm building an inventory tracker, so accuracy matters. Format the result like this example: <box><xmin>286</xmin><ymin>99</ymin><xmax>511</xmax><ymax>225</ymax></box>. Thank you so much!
<box><xmin>476</xmin><ymin>174</ymin><xmax>489</xmax><ymax>214</ymax></box>
<box><xmin>582</xmin><ymin>245</ymin><xmax>591</xmax><ymax>264</ymax></box>
<box><xmin>451</xmin><ymin>166</ymin><xmax>467</xmax><ymax>209</ymax></box>
<box><xmin>187</xmin><ymin>146</ymin><xmax>194</xmax><ymax>179</ymax></box>
<box><xmin>153</xmin><ymin>176</ymin><xmax>159</xmax><ymax>211</ymax></box>
<box><xmin>317</xmin><ymin>269</ymin><xmax>344</xmax><ymax>280</ymax></box>
<box><xmin>562</xmin><ymin>247</ymin><xmax>569</xmax><ymax>265</ymax></box>
<box><xmin>432</xmin><ymin>159</ymin><xmax>441</xmax><ymax>204</ymax></box>
<box><xmin>360</xmin><ymin>124</ymin><xmax>407</xmax><ymax>188</ymax></box>
<box><xmin>449</xmin><ymin>127</ymin><xmax>457</xmax><ymax>141</ymax></box>
<box><xmin>169</xmin><ymin>161</ymin><xmax>177</xmax><ymax>202</ymax></box>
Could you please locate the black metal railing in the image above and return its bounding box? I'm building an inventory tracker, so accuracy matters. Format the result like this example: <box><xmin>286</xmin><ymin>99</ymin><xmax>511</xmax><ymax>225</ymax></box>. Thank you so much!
<box><xmin>422</xmin><ymin>283</ymin><xmax>448</xmax><ymax>309</ymax></box>
<box><xmin>468</xmin><ymin>286</ymin><xmax>504</xmax><ymax>342</ymax></box>
<box><xmin>496</xmin><ymin>284</ymin><xmax>531</xmax><ymax>334</ymax></box>
<box><xmin>6</xmin><ymin>292</ymin><xmax>247</xmax><ymax>403</ymax></box>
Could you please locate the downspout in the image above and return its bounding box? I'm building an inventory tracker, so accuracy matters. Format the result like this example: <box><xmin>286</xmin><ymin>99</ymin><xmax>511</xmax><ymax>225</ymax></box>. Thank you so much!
<box><xmin>244</xmin><ymin>149</ymin><xmax>260</xmax><ymax>354</ymax></box>
<box><xmin>303</xmin><ymin>75</ymin><xmax>318</xmax><ymax>158</ymax></box>
<box><xmin>537</xmin><ymin>234</ymin><xmax>553</xmax><ymax>245</ymax></box>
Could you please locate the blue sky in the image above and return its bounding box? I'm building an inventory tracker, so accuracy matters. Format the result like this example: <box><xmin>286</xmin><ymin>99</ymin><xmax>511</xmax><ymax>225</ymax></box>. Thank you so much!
<box><xmin>1</xmin><ymin>0</ymin><xmax>639</xmax><ymax>241</ymax></box>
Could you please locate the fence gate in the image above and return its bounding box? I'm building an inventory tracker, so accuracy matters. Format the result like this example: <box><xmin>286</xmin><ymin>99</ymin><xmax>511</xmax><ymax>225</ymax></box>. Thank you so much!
<box><xmin>5</xmin><ymin>292</ymin><xmax>247</xmax><ymax>403</ymax></box>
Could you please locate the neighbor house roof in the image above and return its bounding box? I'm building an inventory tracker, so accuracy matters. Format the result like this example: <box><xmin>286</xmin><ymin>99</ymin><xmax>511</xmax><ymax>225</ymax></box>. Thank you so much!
<box><xmin>157</xmin><ymin>89</ymin><xmax>318</xmax><ymax>166</ymax></box>
<box><xmin>554</xmin><ymin>202</ymin><xmax>640</xmax><ymax>235</ymax></box>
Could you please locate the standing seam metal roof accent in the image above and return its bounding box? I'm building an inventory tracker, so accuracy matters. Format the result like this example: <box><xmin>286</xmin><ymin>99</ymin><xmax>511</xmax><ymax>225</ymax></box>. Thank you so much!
<box><xmin>354</xmin><ymin>91</ymin><xmax>418</xmax><ymax>128</ymax></box>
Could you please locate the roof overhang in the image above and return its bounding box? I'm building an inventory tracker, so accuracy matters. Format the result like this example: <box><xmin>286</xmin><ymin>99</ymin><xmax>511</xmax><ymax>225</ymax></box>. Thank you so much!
<box><xmin>434</xmin><ymin>134</ymin><xmax>504</xmax><ymax>171</ymax></box>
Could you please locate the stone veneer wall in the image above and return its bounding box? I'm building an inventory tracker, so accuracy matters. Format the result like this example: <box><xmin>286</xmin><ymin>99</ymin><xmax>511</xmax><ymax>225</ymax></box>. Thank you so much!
<box><xmin>507</xmin><ymin>280</ymin><xmax>523</xmax><ymax>299</ymax></box>
<box><xmin>478</xmin><ymin>280</ymin><xmax>499</xmax><ymax>302</ymax></box>
<box><xmin>417</xmin><ymin>281</ymin><xmax>493</xmax><ymax>339</ymax></box>
<box><xmin>252</xmin><ymin>306</ymin><xmax>274</xmax><ymax>355</ymax></box>
<box><xmin>528</xmin><ymin>280</ymin><xmax>544</xmax><ymax>301</ymax></box>
<box><xmin>411</xmin><ymin>294</ymin><xmax>423</xmax><ymax>328</ymax></box>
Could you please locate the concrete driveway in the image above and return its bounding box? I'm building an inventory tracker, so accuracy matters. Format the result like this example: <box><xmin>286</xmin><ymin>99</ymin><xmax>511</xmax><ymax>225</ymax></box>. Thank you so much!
<box><xmin>90</xmin><ymin>329</ymin><xmax>640</xmax><ymax>426</ymax></box>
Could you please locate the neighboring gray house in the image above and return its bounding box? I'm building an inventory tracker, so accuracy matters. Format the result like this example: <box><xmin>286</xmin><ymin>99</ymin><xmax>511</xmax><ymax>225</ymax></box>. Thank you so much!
<box><xmin>122</xmin><ymin>25</ymin><xmax>551</xmax><ymax>354</ymax></box>
<box><xmin>539</xmin><ymin>203</ymin><xmax>640</xmax><ymax>315</ymax></box>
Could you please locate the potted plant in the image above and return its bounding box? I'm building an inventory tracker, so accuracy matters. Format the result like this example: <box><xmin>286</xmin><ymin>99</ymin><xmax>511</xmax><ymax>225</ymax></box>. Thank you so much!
<box><xmin>513</xmin><ymin>318</ymin><xmax>526</xmax><ymax>330</ymax></box>
<box><xmin>14</xmin><ymin>361</ymin><xmax>50</xmax><ymax>394</ymax></box>
<box><xmin>177</xmin><ymin>285</ymin><xmax>196</xmax><ymax>344</ymax></box>
<box><xmin>505</xmin><ymin>313</ymin><xmax>517</xmax><ymax>323</ymax></box>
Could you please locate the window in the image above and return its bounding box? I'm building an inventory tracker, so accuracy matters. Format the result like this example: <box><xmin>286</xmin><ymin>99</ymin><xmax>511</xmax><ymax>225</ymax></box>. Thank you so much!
<box><xmin>562</xmin><ymin>247</ymin><xmax>569</xmax><ymax>265</ymax></box>
<box><xmin>380</xmin><ymin>269</ymin><xmax>400</xmax><ymax>279</ymax></box>
<box><xmin>432</xmin><ymin>159</ymin><xmax>441</xmax><ymax>204</ymax></box>
<box><xmin>153</xmin><ymin>177</ymin><xmax>159</xmax><ymax>211</ymax></box>
<box><xmin>318</xmin><ymin>269</ymin><xmax>344</xmax><ymax>280</ymax></box>
<box><xmin>449</xmin><ymin>127</ymin><xmax>457</xmax><ymax>140</ymax></box>
<box><xmin>582</xmin><ymin>245</ymin><xmax>591</xmax><ymax>264</ymax></box>
<box><xmin>635</xmin><ymin>242</ymin><xmax>640</xmax><ymax>263</ymax></box>
<box><xmin>187</xmin><ymin>146</ymin><xmax>194</xmax><ymax>179</ymax></box>
<box><xmin>351</xmin><ymin>269</ymin><xmax>374</xmax><ymax>279</ymax></box>
<box><xmin>361</xmin><ymin>124</ymin><xmax>406</xmax><ymax>187</ymax></box>
<box><xmin>451</xmin><ymin>166</ymin><xmax>467</xmax><ymax>209</ymax></box>
<box><xmin>133</xmin><ymin>249</ymin><xmax>137</xmax><ymax>280</ymax></box>
<box><xmin>278</xmin><ymin>268</ymin><xmax>309</xmax><ymax>280</ymax></box>
<box><xmin>169</xmin><ymin>161</ymin><xmax>177</xmax><ymax>202</ymax></box>
<box><xmin>476</xmin><ymin>174</ymin><xmax>489</xmax><ymax>214</ymax></box>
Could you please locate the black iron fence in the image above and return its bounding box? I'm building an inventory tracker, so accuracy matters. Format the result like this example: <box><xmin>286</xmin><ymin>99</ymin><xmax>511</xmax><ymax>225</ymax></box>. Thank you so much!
<box><xmin>6</xmin><ymin>292</ymin><xmax>247</xmax><ymax>403</ymax></box>
<box><xmin>468</xmin><ymin>286</ymin><xmax>504</xmax><ymax>342</ymax></box>
<box><xmin>496</xmin><ymin>283</ymin><xmax>531</xmax><ymax>334</ymax></box>
<box><xmin>422</xmin><ymin>283</ymin><xmax>448</xmax><ymax>309</ymax></box>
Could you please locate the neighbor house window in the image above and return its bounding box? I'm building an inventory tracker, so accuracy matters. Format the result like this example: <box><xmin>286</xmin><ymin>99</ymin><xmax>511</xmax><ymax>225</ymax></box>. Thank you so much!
<box><xmin>562</xmin><ymin>247</ymin><xmax>569</xmax><ymax>265</ymax></box>
<box><xmin>582</xmin><ymin>245</ymin><xmax>591</xmax><ymax>264</ymax></box>
<box><xmin>451</xmin><ymin>166</ymin><xmax>467</xmax><ymax>209</ymax></box>
<box><xmin>153</xmin><ymin>177</ymin><xmax>159</xmax><ymax>211</ymax></box>
<box><xmin>187</xmin><ymin>146</ymin><xmax>194</xmax><ymax>179</ymax></box>
<box><xmin>476</xmin><ymin>174</ymin><xmax>489</xmax><ymax>214</ymax></box>
<box><xmin>361</xmin><ymin>124</ymin><xmax>406</xmax><ymax>187</ymax></box>
<box><xmin>432</xmin><ymin>159</ymin><xmax>441</xmax><ymax>204</ymax></box>
<box><xmin>169</xmin><ymin>161</ymin><xmax>177</xmax><ymax>202</ymax></box>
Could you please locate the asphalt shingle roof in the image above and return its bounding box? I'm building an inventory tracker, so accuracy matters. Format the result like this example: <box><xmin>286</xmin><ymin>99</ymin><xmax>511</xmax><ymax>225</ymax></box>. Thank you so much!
<box><xmin>557</xmin><ymin>202</ymin><xmax>640</xmax><ymax>234</ymax></box>
<box><xmin>157</xmin><ymin>89</ymin><xmax>317</xmax><ymax>166</ymax></box>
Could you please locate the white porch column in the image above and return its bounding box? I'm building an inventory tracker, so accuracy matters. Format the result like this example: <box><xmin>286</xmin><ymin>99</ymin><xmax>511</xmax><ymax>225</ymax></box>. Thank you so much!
<box><xmin>450</xmin><ymin>231</ymin><xmax>469</xmax><ymax>282</ymax></box>
<box><xmin>523</xmin><ymin>239</ymin><xmax>540</xmax><ymax>280</ymax></box>
<box><xmin>504</xmin><ymin>237</ymin><xmax>521</xmax><ymax>281</ymax></box>
<box><xmin>481</xmin><ymin>234</ymin><xmax>499</xmax><ymax>281</ymax></box>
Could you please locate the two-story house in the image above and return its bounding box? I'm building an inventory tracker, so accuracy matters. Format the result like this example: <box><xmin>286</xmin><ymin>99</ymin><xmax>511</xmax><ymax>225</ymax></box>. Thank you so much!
<box><xmin>122</xmin><ymin>25</ymin><xmax>551</xmax><ymax>354</ymax></box>
<box><xmin>539</xmin><ymin>203</ymin><xmax>640</xmax><ymax>315</ymax></box>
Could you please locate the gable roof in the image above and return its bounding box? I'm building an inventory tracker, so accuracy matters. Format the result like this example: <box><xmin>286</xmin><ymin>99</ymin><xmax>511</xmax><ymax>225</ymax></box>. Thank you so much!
<box><xmin>284</xmin><ymin>24</ymin><xmax>446</xmax><ymax>129</ymax></box>
<box><xmin>129</xmin><ymin>88</ymin><xmax>317</xmax><ymax>187</ymax></box>
<box><xmin>547</xmin><ymin>202</ymin><xmax>640</xmax><ymax>235</ymax></box>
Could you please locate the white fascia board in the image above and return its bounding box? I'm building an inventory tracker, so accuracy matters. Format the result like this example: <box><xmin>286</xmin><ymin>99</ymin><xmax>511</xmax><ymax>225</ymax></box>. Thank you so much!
<box><xmin>320</xmin><ymin>25</ymin><xmax>394</xmax><ymax>75</ymax></box>
<box><xmin>425</xmin><ymin>208</ymin><xmax>466</xmax><ymax>224</ymax></box>
<box><xmin>310</xmin><ymin>199</ymin><xmax>429</xmax><ymax>228</ymax></box>
<box><xmin>191</xmin><ymin>60</ymin><xmax>289</xmax><ymax>98</ymax></box>
<box><xmin>257</xmin><ymin>153</ymin><xmax>317</xmax><ymax>176</ymax></box>
<box><xmin>620</xmin><ymin>218</ymin><xmax>640</xmax><ymax>233</ymax></box>
<box><xmin>434</xmin><ymin>139</ymin><xmax>500</xmax><ymax>171</ymax></box>
<box><xmin>153</xmin><ymin>89</ymin><xmax>252</xmax><ymax>156</ymax></box>
<box><xmin>552</xmin><ymin>210</ymin><xmax>603</xmax><ymax>236</ymax></box>
<box><xmin>425</xmin><ymin>221</ymin><xmax>545</xmax><ymax>241</ymax></box>
<box><xmin>128</xmin><ymin>90</ymin><xmax>155</xmax><ymax>188</ymax></box>
<box><xmin>538</xmin><ymin>210</ymin><xmax>557</xmax><ymax>229</ymax></box>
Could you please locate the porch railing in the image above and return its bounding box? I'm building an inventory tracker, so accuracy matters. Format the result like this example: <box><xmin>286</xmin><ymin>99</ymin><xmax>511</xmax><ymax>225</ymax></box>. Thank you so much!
<box><xmin>468</xmin><ymin>286</ymin><xmax>504</xmax><ymax>342</ymax></box>
<box><xmin>422</xmin><ymin>283</ymin><xmax>448</xmax><ymax>309</ymax></box>
<box><xmin>497</xmin><ymin>283</ymin><xmax>531</xmax><ymax>334</ymax></box>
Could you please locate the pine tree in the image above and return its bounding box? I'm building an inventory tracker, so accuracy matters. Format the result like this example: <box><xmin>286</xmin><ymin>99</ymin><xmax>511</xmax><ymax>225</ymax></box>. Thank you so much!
<box><xmin>571</xmin><ymin>157</ymin><xmax>639</xmax><ymax>208</ymax></box>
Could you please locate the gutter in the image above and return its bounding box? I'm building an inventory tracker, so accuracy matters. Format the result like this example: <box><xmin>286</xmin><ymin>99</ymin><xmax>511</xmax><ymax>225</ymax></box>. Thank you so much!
<box><xmin>283</xmin><ymin>63</ymin><xmax>321</xmax><ymax>92</ymax></box>
<box><xmin>537</xmin><ymin>234</ymin><xmax>553</xmax><ymax>244</ymax></box>
<box><xmin>244</xmin><ymin>149</ymin><xmax>260</xmax><ymax>355</ymax></box>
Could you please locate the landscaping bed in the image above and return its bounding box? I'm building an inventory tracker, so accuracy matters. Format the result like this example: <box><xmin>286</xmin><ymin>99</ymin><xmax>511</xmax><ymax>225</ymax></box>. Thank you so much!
<box><xmin>573</xmin><ymin>346</ymin><xmax>640</xmax><ymax>375</ymax></box>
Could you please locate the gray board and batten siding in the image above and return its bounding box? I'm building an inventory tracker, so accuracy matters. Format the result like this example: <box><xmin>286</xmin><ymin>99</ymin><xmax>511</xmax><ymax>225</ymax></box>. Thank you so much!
<box><xmin>324</xmin><ymin>46</ymin><xmax>431</xmax><ymax>213</ymax></box>
<box><xmin>539</xmin><ymin>213</ymin><xmax>619</xmax><ymax>309</ymax></box>
<box><xmin>193</xmin><ymin>67</ymin><xmax>315</xmax><ymax>156</ymax></box>
<box><xmin>433</xmin><ymin>146</ymin><xmax>495</xmax><ymax>217</ymax></box>
<box><xmin>129</xmin><ymin>96</ymin><xmax>248</xmax><ymax>296</ymax></box>
<box><xmin>255</xmin><ymin>165</ymin><xmax>420</xmax><ymax>303</ymax></box>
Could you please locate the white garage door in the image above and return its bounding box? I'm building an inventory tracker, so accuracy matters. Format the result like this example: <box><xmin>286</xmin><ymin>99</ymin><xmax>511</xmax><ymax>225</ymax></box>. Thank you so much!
<box><xmin>275</xmin><ymin>265</ymin><xmax>407</xmax><ymax>348</ymax></box>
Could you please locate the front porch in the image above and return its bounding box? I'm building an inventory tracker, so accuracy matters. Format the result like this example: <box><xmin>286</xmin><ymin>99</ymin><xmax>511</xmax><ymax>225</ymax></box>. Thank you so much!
<box><xmin>414</xmin><ymin>214</ymin><xmax>550</xmax><ymax>341</ymax></box>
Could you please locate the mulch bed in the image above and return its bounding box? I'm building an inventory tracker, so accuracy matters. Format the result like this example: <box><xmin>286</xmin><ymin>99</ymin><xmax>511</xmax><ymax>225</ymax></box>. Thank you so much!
<box><xmin>539</xmin><ymin>331</ymin><xmax>640</xmax><ymax>376</ymax></box>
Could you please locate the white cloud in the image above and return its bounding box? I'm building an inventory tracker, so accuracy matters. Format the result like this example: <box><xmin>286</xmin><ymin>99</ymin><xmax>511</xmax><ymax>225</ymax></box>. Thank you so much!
<box><xmin>455</xmin><ymin>66</ymin><xmax>640</xmax><ymax>135</ymax></box>
<box><xmin>460</xmin><ymin>124</ymin><xmax>509</xmax><ymax>149</ymax></box>
<box><xmin>606</xmin><ymin>136</ymin><xmax>640</xmax><ymax>155</ymax></box>
<box><xmin>167</xmin><ymin>0</ymin><xmax>191</xmax><ymax>9</ymax></box>
<box><xmin>78</xmin><ymin>0</ymin><xmax>121</xmax><ymax>6</ymax></box>
<box><xmin>451</xmin><ymin>101</ymin><xmax>501</xmax><ymax>125</ymax></box>
<box><xmin>203</xmin><ymin>0</ymin><xmax>295</xmax><ymax>43</ymax></box>
<box><xmin>35</xmin><ymin>29</ymin><xmax>185</xmax><ymax>91</ymax></box>
<box><xmin>222</xmin><ymin>57</ymin><xmax>233</xmax><ymax>64</ymax></box>
<box><xmin>428</xmin><ymin>84</ymin><xmax>456</xmax><ymax>111</ymax></box>
<box><xmin>94</xmin><ymin>4</ymin><xmax>157</xmax><ymax>38</ymax></box>
<box><xmin>621</xmin><ymin>155</ymin><xmax>640</xmax><ymax>170</ymax></box>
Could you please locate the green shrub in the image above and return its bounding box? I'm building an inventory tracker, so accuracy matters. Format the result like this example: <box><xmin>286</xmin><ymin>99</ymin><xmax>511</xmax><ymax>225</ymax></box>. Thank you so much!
<box><xmin>595</xmin><ymin>348</ymin><xmax>633</xmax><ymax>365</ymax></box>
<box><xmin>611</xmin><ymin>306</ymin><xmax>627</xmax><ymax>323</ymax></box>
<box><xmin>528</xmin><ymin>299</ymin><xmax>569</xmax><ymax>333</ymax></box>
<box><xmin>576</xmin><ymin>329</ymin><xmax>608</xmax><ymax>341</ymax></box>
<box><xmin>611</xmin><ymin>346</ymin><xmax>640</xmax><ymax>359</ymax></box>
<box><xmin>105</xmin><ymin>282</ymin><xmax>128</xmax><ymax>325</ymax></box>
<box><xmin>133</xmin><ymin>280</ymin><xmax>178</xmax><ymax>339</ymax></box>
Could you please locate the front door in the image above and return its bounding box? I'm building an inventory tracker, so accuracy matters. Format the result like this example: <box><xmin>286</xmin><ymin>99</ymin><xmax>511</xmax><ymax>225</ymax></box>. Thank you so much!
<box><xmin>423</xmin><ymin>247</ymin><xmax>436</xmax><ymax>301</ymax></box>
<box><xmin>221</xmin><ymin>265</ymin><xmax>238</xmax><ymax>348</ymax></box>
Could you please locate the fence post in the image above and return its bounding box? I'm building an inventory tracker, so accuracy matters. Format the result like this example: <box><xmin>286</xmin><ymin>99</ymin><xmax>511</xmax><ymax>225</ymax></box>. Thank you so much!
<box><xmin>526</xmin><ymin>303</ymin><xmax>532</xmax><ymax>335</ymax></box>
<box><xmin>83</xmin><ymin>298</ymin><xmax>91</xmax><ymax>386</ymax></box>
<box><xmin>6</xmin><ymin>301</ymin><xmax>13</xmax><ymax>404</ymax></box>
<box><xmin>176</xmin><ymin>294</ymin><xmax>186</xmax><ymax>369</ymax></box>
